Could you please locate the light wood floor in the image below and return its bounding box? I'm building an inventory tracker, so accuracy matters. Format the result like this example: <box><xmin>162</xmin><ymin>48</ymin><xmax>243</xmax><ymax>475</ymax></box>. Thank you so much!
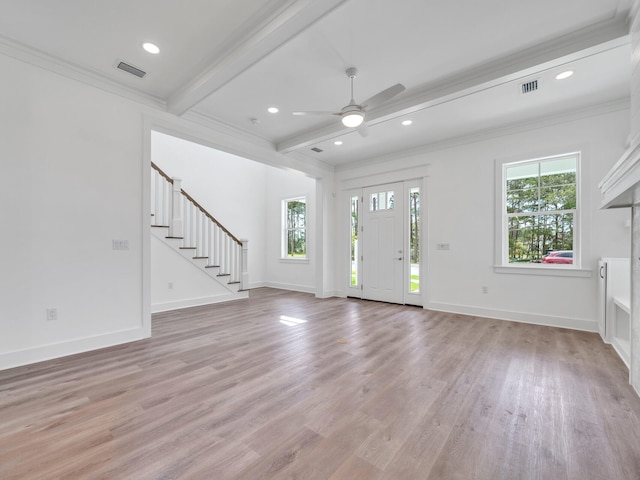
<box><xmin>1</xmin><ymin>288</ymin><xmax>640</xmax><ymax>479</ymax></box>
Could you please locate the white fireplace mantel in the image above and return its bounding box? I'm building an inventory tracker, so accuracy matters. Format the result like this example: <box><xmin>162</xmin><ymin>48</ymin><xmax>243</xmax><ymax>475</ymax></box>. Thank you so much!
<box><xmin>600</xmin><ymin>141</ymin><xmax>640</xmax><ymax>208</ymax></box>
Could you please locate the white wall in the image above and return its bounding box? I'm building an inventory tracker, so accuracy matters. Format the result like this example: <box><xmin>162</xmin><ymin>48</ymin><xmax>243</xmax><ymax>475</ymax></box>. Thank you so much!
<box><xmin>150</xmin><ymin>236</ymin><xmax>239</xmax><ymax>312</ymax></box>
<box><xmin>265</xmin><ymin>167</ymin><xmax>317</xmax><ymax>292</ymax></box>
<box><xmin>0</xmin><ymin>53</ymin><xmax>149</xmax><ymax>369</ymax></box>
<box><xmin>334</xmin><ymin>105</ymin><xmax>631</xmax><ymax>331</ymax></box>
<box><xmin>151</xmin><ymin>131</ymin><xmax>268</xmax><ymax>286</ymax></box>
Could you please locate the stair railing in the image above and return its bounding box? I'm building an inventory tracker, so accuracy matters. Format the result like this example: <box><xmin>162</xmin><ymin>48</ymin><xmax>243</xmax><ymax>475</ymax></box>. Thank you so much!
<box><xmin>151</xmin><ymin>162</ymin><xmax>248</xmax><ymax>290</ymax></box>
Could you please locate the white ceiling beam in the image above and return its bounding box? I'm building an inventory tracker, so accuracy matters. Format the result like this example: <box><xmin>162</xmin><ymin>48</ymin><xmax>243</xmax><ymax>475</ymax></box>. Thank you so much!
<box><xmin>276</xmin><ymin>16</ymin><xmax>630</xmax><ymax>154</ymax></box>
<box><xmin>166</xmin><ymin>0</ymin><xmax>348</xmax><ymax>116</ymax></box>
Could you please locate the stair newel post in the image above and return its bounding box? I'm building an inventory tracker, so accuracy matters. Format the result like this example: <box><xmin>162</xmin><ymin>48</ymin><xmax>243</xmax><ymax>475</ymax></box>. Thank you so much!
<box><xmin>240</xmin><ymin>239</ymin><xmax>249</xmax><ymax>291</ymax></box>
<box><xmin>170</xmin><ymin>177</ymin><xmax>183</xmax><ymax>238</ymax></box>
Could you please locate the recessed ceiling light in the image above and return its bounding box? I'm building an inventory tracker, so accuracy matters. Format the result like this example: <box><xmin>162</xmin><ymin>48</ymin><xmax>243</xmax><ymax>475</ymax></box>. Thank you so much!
<box><xmin>267</xmin><ymin>107</ymin><xmax>279</xmax><ymax>114</ymax></box>
<box><xmin>142</xmin><ymin>42</ymin><xmax>160</xmax><ymax>54</ymax></box>
<box><xmin>334</xmin><ymin>140</ymin><xmax>343</xmax><ymax>146</ymax></box>
<box><xmin>555</xmin><ymin>70</ymin><xmax>574</xmax><ymax>80</ymax></box>
<box><xmin>402</xmin><ymin>120</ymin><xmax>413</xmax><ymax>126</ymax></box>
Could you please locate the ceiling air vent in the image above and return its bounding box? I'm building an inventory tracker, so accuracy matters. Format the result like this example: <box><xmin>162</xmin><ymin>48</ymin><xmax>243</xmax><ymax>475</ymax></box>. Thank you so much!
<box><xmin>521</xmin><ymin>80</ymin><xmax>538</xmax><ymax>94</ymax></box>
<box><xmin>311</xmin><ymin>147</ymin><xmax>323</xmax><ymax>153</ymax></box>
<box><xmin>116</xmin><ymin>61</ymin><xmax>146</xmax><ymax>78</ymax></box>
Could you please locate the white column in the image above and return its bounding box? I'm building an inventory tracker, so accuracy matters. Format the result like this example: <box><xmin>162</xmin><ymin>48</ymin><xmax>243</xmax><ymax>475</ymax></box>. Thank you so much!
<box><xmin>170</xmin><ymin>177</ymin><xmax>183</xmax><ymax>238</ymax></box>
<box><xmin>240</xmin><ymin>239</ymin><xmax>249</xmax><ymax>291</ymax></box>
<box><xmin>632</xmin><ymin>206</ymin><xmax>640</xmax><ymax>395</ymax></box>
<box><xmin>630</xmin><ymin>0</ymin><xmax>640</xmax><ymax>397</ymax></box>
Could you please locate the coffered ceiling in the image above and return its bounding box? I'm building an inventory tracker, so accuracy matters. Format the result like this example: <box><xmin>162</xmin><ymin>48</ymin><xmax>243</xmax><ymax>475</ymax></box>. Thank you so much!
<box><xmin>0</xmin><ymin>0</ymin><xmax>632</xmax><ymax>167</ymax></box>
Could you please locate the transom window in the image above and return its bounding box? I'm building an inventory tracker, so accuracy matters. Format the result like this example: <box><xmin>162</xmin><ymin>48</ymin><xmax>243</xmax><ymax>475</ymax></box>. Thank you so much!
<box><xmin>369</xmin><ymin>190</ymin><xmax>394</xmax><ymax>211</ymax></box>
<box><xmin>501</xmin><ymin>152</ymin><xmax>579</xmax><ymax>267</ymax></box>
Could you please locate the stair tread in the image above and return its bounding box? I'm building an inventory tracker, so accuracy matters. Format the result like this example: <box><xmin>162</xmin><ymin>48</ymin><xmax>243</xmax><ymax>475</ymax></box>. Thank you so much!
<box><xmin>179</xmin><ymin>247</ymin><xmax>196</xmax><ymax>250</ymax></box>
<box><xmin>193</xmin><ymin>256</ymin><xmax>208</xmax><ymax>259</ymax></box>
<box><xmin>165</xmin><ymin>236</ymin><xmax>184</xmax><ymax>239</ymax></box>
<box><xmin>151</xmin><ymin>225</ymin><xmax>169</xmax><ymax>228</ymax></box>
<box><xmin>217</xmin><ymin>274</ymin><xmax>231</xmax><ymax>277</ymax></box>
<box><xmin>205</xmin><ymin>265</ymin><xmax>220</xmax><ymax>268</ymax></box>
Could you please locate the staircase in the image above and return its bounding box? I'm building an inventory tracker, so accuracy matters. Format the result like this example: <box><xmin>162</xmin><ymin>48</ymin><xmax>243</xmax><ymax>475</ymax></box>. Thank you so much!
<box><xmin>151</xmin><ymin>162</ymin><xmax>248</xmax><ymax>297</ymax></box>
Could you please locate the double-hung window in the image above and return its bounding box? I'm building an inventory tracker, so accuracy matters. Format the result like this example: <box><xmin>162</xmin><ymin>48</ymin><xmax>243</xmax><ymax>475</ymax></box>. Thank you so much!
<box><xmin>498</xmin><ymin>152</ymin><xmax>580</xmax><ymax>269</ymax></box>
<box><xmin>282</xmin><ymin>197</ymin><xmax>306</xmax><ymax>258</ymax></box>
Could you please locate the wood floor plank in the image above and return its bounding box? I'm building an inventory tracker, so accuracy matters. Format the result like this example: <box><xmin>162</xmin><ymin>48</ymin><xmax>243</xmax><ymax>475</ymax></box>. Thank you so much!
<box><xmin>1</xmin><ymin>288</ymin><xmax>639</xmax><ymax>479</ymax></box>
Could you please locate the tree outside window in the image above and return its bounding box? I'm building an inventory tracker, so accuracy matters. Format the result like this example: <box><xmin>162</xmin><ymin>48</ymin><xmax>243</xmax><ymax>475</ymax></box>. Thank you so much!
<box><xmin>504</xmin><ymin>153</ymin><xmax>578</xmax><ymax>265</ymax></box>
<box><xmin>283</xmin><ymin>198</ymin><xmax>306</xmax><ymax>258</ymax></box>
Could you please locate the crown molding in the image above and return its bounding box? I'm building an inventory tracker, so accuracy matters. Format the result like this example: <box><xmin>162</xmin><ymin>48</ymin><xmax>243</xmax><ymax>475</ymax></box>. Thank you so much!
<box><xmin>0</xmin><ymin>34</ymin><xmax>166</xmax><ymax>110</ymax></box>
<box><xmin>599</xmin><ymin>139</ymin><xmax>640</xmax><ymax>208</ymax></box>
<box><xmin>335</xmin><ymin>97</ymin><xmax>630</xmax><ymax>175</ymax></box>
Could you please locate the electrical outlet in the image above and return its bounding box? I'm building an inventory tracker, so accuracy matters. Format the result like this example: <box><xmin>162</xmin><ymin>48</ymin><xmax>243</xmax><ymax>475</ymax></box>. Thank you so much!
<box><xmin>168</xmin><ymin>282</ymin><xmax>173</xmax><ymax>289</ymax></box>
<box><xmin>46</xmin><ymin>308</ymin><xmax>57</xmax><ymax>321</ymax></box>
<box><xmin>482</xmin><ymin>286</ymin><xmax>489</xmax><ymax>294</ymax></box>
<box><xmin>436</xmin><ymin>243</ymin><xmax>450</xmax><ymax>251</ymax></box>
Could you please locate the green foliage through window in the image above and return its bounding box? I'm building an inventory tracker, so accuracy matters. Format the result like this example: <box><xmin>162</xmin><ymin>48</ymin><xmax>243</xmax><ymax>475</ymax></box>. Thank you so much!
<box><xmin>505</xmin><ymin>155</ymin><xmax>577</xmax><ymax>264</ymax></box>
<box><xmin>350</xmin><ymin>196</ymin><xmax>359</xmax><ymax>286</ymax></box>
<box><xmin>284</xmin><ymin>198</ymin><xmax>306</xmax><ymax>257</ymax></box>
<box><xmin>409</xmin><ymin>188</ymin><xmax>420</xmax><ymax>292</ymax></box>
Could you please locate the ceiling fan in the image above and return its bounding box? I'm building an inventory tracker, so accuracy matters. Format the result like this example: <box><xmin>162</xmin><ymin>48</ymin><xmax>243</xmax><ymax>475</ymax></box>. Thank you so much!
<box><xmin>292</xmin><ymin>67</ymin><xmax>405</xmax><ymax>136</ymax></box>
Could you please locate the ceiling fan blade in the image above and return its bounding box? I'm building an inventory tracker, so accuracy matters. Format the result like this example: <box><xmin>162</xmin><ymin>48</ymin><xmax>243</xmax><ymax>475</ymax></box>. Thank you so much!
<box><xmin>357</xmin><ymin>123</ymin><xmax>369</xmax><ymax>138</ymax></box>
<box><xmin>292</xmin><ymin>111</ymin><xmax>336</xmax><ymax>116</ymax></box>
<box><xmin>361</xmin><ymin>83</ymin><xmax>406</xmax><ymax>111</ymax></box>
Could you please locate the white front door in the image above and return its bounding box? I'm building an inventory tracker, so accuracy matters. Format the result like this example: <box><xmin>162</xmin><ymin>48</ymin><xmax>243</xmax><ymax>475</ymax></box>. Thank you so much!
<box><xmin>361</xmin><ymin>183</ymin><xmax>404</xmax><ymax>303</ymax></box>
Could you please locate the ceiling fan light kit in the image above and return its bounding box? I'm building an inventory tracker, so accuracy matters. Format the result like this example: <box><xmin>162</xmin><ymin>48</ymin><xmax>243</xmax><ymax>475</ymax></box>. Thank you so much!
<box><xmin>293</xmin><ymin>67</ymin><xmax>405</xmax><ymax>134</ymax></box>
<box><xmin>341</xmin><ymin>110</ymin><xmax>364</xmax><ymax>127</ymax></box>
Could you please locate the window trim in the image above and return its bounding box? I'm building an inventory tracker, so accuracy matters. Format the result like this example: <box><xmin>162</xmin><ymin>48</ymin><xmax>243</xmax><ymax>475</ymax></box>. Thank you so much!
<box><xmin>494</xmin><ymin>151</ymin><xmax>590</xmax><ymax>277</ymax></box>
<box><xmin>281</xmin><ymin>196</ymin><xmax>307</xmax><ymax>260</ymax></box>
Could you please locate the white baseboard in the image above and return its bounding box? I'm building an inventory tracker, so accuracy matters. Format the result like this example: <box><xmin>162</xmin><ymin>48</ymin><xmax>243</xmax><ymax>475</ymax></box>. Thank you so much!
<box><xmin>424</xmin><ymin>301</ymin><xmax>598</xmax><ymax>332</ymax></box>
<box><xmin>151</xmin><ymin>291</ymin><xmax>249</xmax><ymax>313</ymax></box>
<box><xmin>0</xmin><ymin>326</ymin><xmax>150</xmax><ymax>371</ymax></box>
<box><xmin>610</xmin><ymin>337</ymin><xmax>631</xmax><ymax>368</ymax></box>
<box><xmin>315</xmin><ymin>290</ymin><xmax>341</xmax><ymax>299</ymax></box>
<box><xmin>262</xmin><ymin>282</ymin><xmax>316</xmax><ymax>294</ymax></box>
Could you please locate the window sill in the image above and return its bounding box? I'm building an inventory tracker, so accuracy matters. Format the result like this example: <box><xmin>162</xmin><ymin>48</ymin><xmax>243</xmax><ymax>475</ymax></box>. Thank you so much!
<box><xmin>494</xmin><ymin>265</ymin><xmax>592</xmax><ymax>277</ymax></box>
<box><xmin>280</xmin><ymin>257</ymin><xmax>310</xmax><ymax>264</ymax></box>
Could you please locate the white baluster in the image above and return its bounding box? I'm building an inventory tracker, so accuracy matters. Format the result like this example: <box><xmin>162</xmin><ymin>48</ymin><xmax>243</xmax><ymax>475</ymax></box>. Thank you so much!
<box><xmin>203</xmin><ymin>219</ymin><xmax>209</xmax><ymax>263</ymax></box>
<box><xmin>163</xmin><ymin>180</ymin><xmax>171</xmax><ymax>226</ymax></box>
<box><xmin>150</xmin><ymin>170</ymin><xmax>156</xmax><ymax>223</ymax></box>
<box><xmin>170</xmin><ymin>178</ymin><xmax>183</xmax><ymax>238</ymax></box>
<box><xmin>195</xmin><ymin>210</ymin><xmax>202</xmax><ymax>256</ymax></box>
<box><xmin>181</xmin><ymin>196</ymin><xmax>188</xmax><ymax>247</ymax></box>
<box><xmin>190</xmin><ymin>203</ymin><xmax>197</xmax><ymax>248</ymax></box>
<box><xmin>154</xmin><ymin>171</ymin><xmax>163</xmax><ymax>226</ymax></box>
<box><xmin>215</xmin><ymin>226</ymin><xmax>222</xmax><ymax>267</ymax></box>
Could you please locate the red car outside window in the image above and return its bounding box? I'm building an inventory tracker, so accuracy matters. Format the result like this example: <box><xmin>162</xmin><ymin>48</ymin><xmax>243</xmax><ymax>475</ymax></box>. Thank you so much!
<box><xmin>542</xmin><ymin>251</ymin><xmax>573</xmax><ymax>264</ymax></box>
